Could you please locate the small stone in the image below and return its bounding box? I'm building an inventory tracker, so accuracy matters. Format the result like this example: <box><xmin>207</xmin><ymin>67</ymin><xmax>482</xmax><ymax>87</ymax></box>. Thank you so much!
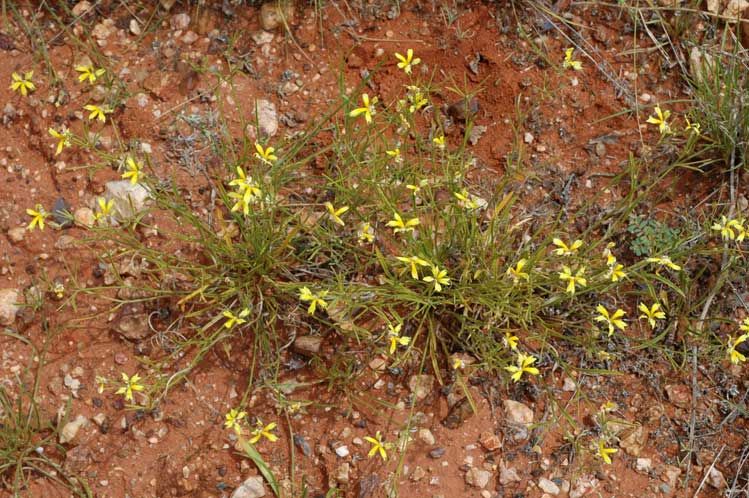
<box><xmin>479</xmin><ymin>431</ymin><xmax>501</xmax><ymax>451</ymax></box>
<box><xmin>428</xmin><ymin>447</ymin><xmax>446</xmax><ymax>459</ymax></box>
<box><xmin>665</xmin><ymin>384</ymin><xmax>690</xmax><ymax>408</ymax></box>
<box><xmin>91</xmin><ymin>20</ymin><xmax>114</xmax><ymax>44</ymax></box>
<box><xmin>411</xmin><ymin>466</ymin><xmax>426</xmax><ymax>482</ymax></box>
<box><xmin>231</xmin><ymin>475</ymin><xmax>266</xmax><ymax>498</ymax></box>
<box><xmin>7</xmin><ymin>227</ymin><xmax>25</xmax><ymax>244</ymax></box>
<box><xmin>114</xmin><ymin>313</ymin><xmax>151</xmax><ymax>341</ymax></box>
<box><xmin>368</xmin><ymin>356</ymin><xmax>387</xmax><ymax>372</ymax></box>
<box><xmin>104</xmin><ymin>180</ymin><xmax>150</xmax><ymax>221</ymax></box>
<box><xmin>52</xmin><ymin>198</ymin><xmax>73</xmax><ymax>228</ymax></box>
<box><xmin>503</xmin><ymin>399</ymin><xmax>533</xmax><ymax>425</ymax></box>
<box><xmin>170</xmin><ymin>13</ymin><xmax>190</xmax><ymax>30</ymax></box>
<box><xmin>293</xmin><ymin>434</ymin><xmax>311</xmax><ymax>456</ymax></box>
<box><xmin>0</xmin><ymin>289</ymin><xmax>20</xmax><ymax>326</ymax></box>
<box><xmin>465</xmin><ymin>468</ymin><xmax>492</xmax><ymax>489</ymax></box>
<box><xmin>55</xmin><ymin>235</ymin><xmax>77</xmax><ymax>250</ymax></box>
<box><xmin>249</xmin><ymin>99</ymin><xmax>278</xmax><ymax>138</ymax></box>
<box><xmin>524</xmin><ymin>132</ymin><xmax>534</xmax><ymax>144</ymax></box>
<box><xmin>538</xmin><ymin>477</ymin><xmax>560</xmax><ymax>495</ymax></box>
<box><xmin>661</xmin><ymin>465</ymin><xmax>681</xmax><ymax>488</ymax></box>
<box><xmin>129</xmin><ymin>18</ymin><xmax>141</xmax><ymax>36</ymax></box>
<box><xmin>408</xmin><ymin>375</ymin><xmax>434</xmax><ymax>401</ymax></box>
<box><xmin>334</xmin><ymin>445</ymin><xmax>349</xmax><ymax>458</ymax></box>
<box><xmin>706</xmin><ymin>466</ymin><xmax>726</xmax><ymax>489</ymax></box>
<box><xmin>620</xmin><ymin>425</ymin><xmax>646</xmax><ymax>457</ymax></box>
<box><xmin>251</xmin><ymin>30</ymin><xmax>275</xmax><ymax>45</ymax></box>
<box><xmin>292</xmin><ymin>336</ymin><xmax>322</xmax><ymax>356</ymax></box>
<box><xmin>60</xmin><ymin>415</ymin><xmax>88</xmax><ymax>444</ymax></box>
<box><xmin>335</xmin><ymin>463</ymin><xmax>350</xmax><ymax>485</ymax></box>
<box><xmin>446</xmin><ymin>97</ymin><xmax>479</xmax><ymax>122</ymax></box>
<box><xmin>72</xmin><ymin>1</ymin><xmax>93</xmax><ymax>17</ymax></box>
<box><xmin>418</xmin><ymin>428</ymin><xmax>436</xmax><ymax>446</ymax></box>
<box><xmin>92</xmin><ymin>413</ymin><xmax>107</xmax><ymax>427</ymax></box>
<box><xmin>259</xmin><ymin>2</ymin><xmax>282</xmax><ymax>30</ymax></box>
<box><xmin>635</xmin><ymin>457</ymin><xmax>652</xmax><ymax>474</ymax></box>
<box><xmin>570</xmin><ymin>475</ymin><xmax>599</xmax><ymax>498</ymax></box>
<box><xmin>179</xmin><ymin>30</ymin><xmax>197</xmax><ymax>44</ymax></box>
<box><xmin>74</xmin><ymin>207</ymin><xmax>95</xmax><ymax>227</ymax></box>
<box><xmin>499</xmin><ymin>462</ymin><xmax>521</xmax><ymax>485</ymax></box>
<box><xmin>562</xmin><ymin>377</ymin><xmax>576</xmax><ymax>391</ymax></box>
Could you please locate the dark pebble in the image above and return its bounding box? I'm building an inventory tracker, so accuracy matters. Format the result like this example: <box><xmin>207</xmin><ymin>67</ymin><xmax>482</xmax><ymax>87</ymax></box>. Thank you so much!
<box><xmin>428</xmin><ymin>447</ymin><xmax>446</xmax><ymax>459</ymax></box>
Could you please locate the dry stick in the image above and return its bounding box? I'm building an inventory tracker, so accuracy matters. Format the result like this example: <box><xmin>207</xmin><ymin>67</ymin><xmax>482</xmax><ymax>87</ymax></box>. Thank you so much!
<box><xmin>684</xmin><ymin>344</ymin><xmax>698</xmax><ymax>489</ymax></box>
<box><xmin>728</xmin><ymin>445</ymin><xmax>749</xmax><ymax>497</ymax></box>
<box><xmin>693</xmin><ymin>444</ymin><xmax>725</xmax><ymax>497</ymax></box>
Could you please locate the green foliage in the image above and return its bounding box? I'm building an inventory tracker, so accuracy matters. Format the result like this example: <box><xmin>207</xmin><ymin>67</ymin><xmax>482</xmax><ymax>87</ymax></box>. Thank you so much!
<box><xmin>627</xmin><ymin>214</ymin><xmax>683</xmax><ymax>257</ymax></box>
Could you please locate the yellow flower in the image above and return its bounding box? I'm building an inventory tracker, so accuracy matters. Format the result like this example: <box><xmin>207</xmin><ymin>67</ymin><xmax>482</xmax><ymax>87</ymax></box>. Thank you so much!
<box><xmin>223</xmin><ymin>308</ymin><xmax>250</xmax><ymax>329</ymax></box>
<box><xmin>406</xmin><ymin>85</ymin><xmax>428</xmax><ymax>113</ymax></box>
<box><xmin>503</xmin><ymin>331</ymin><xmax>519</xmax><ymax>351</ymax></box>
<box><xmin>602</xmin><ymin>242</ymin><xmax>617</xmax><ymax>266</ymax></box>
<box><xmin>595</xmin><ymin>439</ymin><xmax>618</xmax><ymax>464</ymax></box>
<box><xmin>75</xmin><ymin>65</ymin><xmax>105</xmax><ymax>84</ymax></box>
<box><xmin>10</xmin><ymin>71</ymin><xmax>35</xmax><ymax>96</ymax></box>
<box><xmin>607</xmin><ymin>263</ymin><xmax>627</xmax><ymax>283</ymax></box>
<box><xmin>599</xmin><ymin>401</ymin><xmax>618</xmax><ymax>413</ymax></box>
<box><xmin>727</xmin><ymin>333</ymin><xmax>748</xmax><ymax>364</ymax></box>
<box><xmin>95</xmin><ymin>375</ymin><xmax>107</xmax><ymax>394</ymax></box>
<box><xmin>646</xmin><ymin>256</ymin><xmax>682</xmax><ymax>271</ymax></box>
<box><xmin>357</xmin><ymin>222</ymin><xmax>375</xmax><ymax>243</ymax></box>
<box><xmin>452</xmin><ymin>357</ymin><xmax>466</xmax><ymax>370</ymax></box>
<box><xmin>94</xmin><ymin>197</ymin><xmax>114</xmax><ymax>222</ymax></box>
<box><xmin>712</xmin><ymin>215</ymin><xmax>742</xmax><ymax>241</ymax></box>
<box><xmin>26</xmin><ymin>204</ymin><xmax>49</xmax><ymax>231</ymax></box>
<box><xmin>558</xmin><ymin>265</ymin><xmax>587</xmax><ymax>294</ymax></box>
<box><xmin>122</xmin><ymin>156</ymin><xmax>142</xmax><ymax>184</ymax></box>
<box><xmin>647</xmin><ymin>105</ymin><xmax>671</xmax><ymax>135</ymax></box>
<box><xmin>685</xmin><ymin>117</ymin><xmax>701</xmax><ymax>136</ymax></box>
<box><xmin>597</xmin><ymin>350</ymin><xmax>613</xmax><ymax>361</ymax></box>
<box><xmin>224</xmin><ymin>408</ymin><xmax>247</xmax><ymax>435</ymax></box>
<box><xmin>324</xmin><ymin>202</ymin><xmax>349</xmax><ymax>226</ymax></box>
<box><xmin>51</xmin><ymin>281</ymin><xmax>65</xmax><ymax>299</ymax></box>
<box><xmin>364</xmin><ymin>431</ymin><xmax>387</xmax><ymax>460</ymax></box>
<box><xmin>387</xmin><ymin>212</ymin><xmax>420</xmax><ymax>234</ymax></box>
<box><xmin>505</xmin><ymin>352</ymin><xmax>540</xmax><ymax>382</ymax></box>
<box><xmin>638</xmin><ymin>302</ymin><xmax>666</xmax><ymax>329</ymax></box>
<box><xmin>454</xmin><ymin>189</ymin><xmax>485</xmax><ymax>210</ymax></box>
<box><xmin>394</xmin><ymin>48</ymin><xmax>421</xmax><ymax>74</ymax></box>
<box><xmin>48</xmin><ymin>128</ymin><xmax>72</xmax><ymax>156</ymax></box>
<box><xmin>552</xmin><ymin>238</ymin><xmax>583</xmax><ymax>256</ymax></box>
<box><xmin>115</xmin><ymin>372</ymin><xmax>144</xmax><ymax>403</ymax></box>
<box><xmin>562</xmin><ymin>48</ymin><xmax>582</xmax><ymax>71</ymax></box>
<box><xmin>396</xmin><ymin>255</ymin><xmax>429</xmax><ymax>279</ymax></box>
<box><xmin>740</xmin><ymin>318</ymin><xmax>749</xmax><ymax>333</ymax></box>
<box><xmin>387</xmin><ymin>323</ymin><xmax>410</xmax><ymax>354</ymax></box>
<box><xmin>432</xmin><ymin>135</ymin><xmax>445</xmax><ymax>149</ymax></box>
<box><xmin>228</xmin><ymin>167</ymin><xmax>262</xmax><ymax>215</ymax></box>
<box><xmin>594</xmin><ymin>304</ymin><xmax>627</xmax><ymax>337</ymax></box>
<box><xmin>386</xmin><ymin>148</ymin><xmax>402</xmax><ymax>163</ymax></box>
<box><xmin>735</xmin><ymin>220</ymin><xmax>747</xmax><ymax>242</ymax></box>
<box><xmin>506</xmin><ymin>259</ymin><xmax>530</xmax><ymax>284</ymax></box>
<box><xmin>254</xmin><ymin>142</ymin><xmax>278</xmax><ymax>165</ymax></box>
<box><xmin>423</xmin><ymin>265</ymin><xmax>450</xmax><ymax>292</ymax></box>
<box><xmin>406</xmin><ymin>179</ymin><xmax>428</xmax><ymax>194</ymax></box>
<box><xmin>84</xmin><ymin>104</ymin><xmax>110</xmax><ymax>123</ymax></box>
<box><xmin>299</xmin><ymin>286</ymin><xmax>329</xmax><ymax>315</ymax></box>
<box><xmin>349</xmin><ymin>93</ymin><xmax>378</xmax><ymax>124</ymax></box>
<box><xmin>249</xmin><ymin>420</ymin><xmax>278</xmax><ymax>444</ymax></box>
